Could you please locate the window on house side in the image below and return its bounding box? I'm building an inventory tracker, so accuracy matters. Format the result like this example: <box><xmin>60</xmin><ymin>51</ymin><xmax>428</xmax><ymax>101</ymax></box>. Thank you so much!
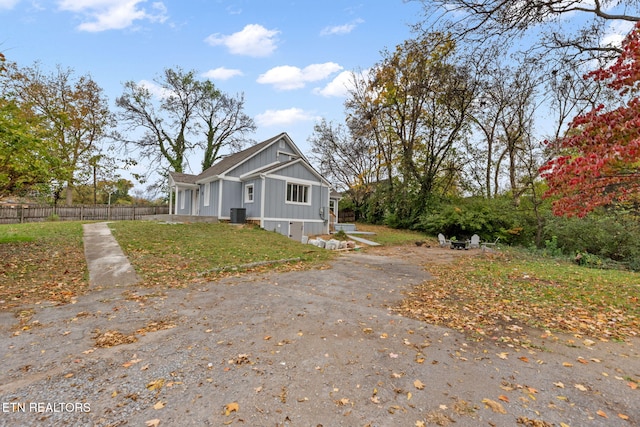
<box><xmin>245</xmin><ymin>184</ymin><xmax>254</xmax><ymax>202</ymax></box>
<box><xmin>286</xmin><ymin>183</ymin><xmax>309</xmax><ymax>204</ymax></box>
<box><xmin>204</xmin><ymin>183</ymin><xmax>210</xmax><ymax>206</ymax></box>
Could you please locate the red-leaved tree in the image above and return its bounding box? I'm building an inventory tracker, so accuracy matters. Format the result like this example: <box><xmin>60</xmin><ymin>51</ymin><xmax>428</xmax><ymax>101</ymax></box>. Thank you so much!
<box><xmin>541</xmin><ymin>23</ymin><xmax>640</xmax><ymax>217</ymax></box>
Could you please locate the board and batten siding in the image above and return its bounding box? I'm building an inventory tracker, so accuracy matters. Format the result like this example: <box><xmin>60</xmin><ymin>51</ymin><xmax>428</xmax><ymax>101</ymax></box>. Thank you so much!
<box><xmin>263</xmin><ymin>178</ymin><xmax>329</xmax><ymax>221</ymax></box>
<box><xmin>176</xmin><ymin>189</ymin><xmax>193</xmax><ymax>215</ymax></box>
<box><xmin>243</xmin><ymin>178</ymin><xmax>261</xmax><ymax>218</ymax></box>
<box><xmin>220</xmin><ymin>180</ymin><xmax>242</xmax><ymax>219</ymax></box>
<box><xmin>198</xmin><ymin>181</ymin><xmax>219</xmax><ymax>217</ymax></box>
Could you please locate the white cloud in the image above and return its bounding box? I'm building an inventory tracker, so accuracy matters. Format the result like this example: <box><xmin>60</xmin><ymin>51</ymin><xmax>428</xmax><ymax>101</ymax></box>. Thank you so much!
<box><xmin>57</xmin><ymin>0</ymin><xmax>168</xmax><ymax>32</ymax></box>
<box><xmin>314</xmin><ymin>69</ymin><xmax>369</xmax><ymax>98</ymax></box>
<box><xmin>320</xmin><ymin>18</ymin><xmax>364</xmax><ymax>36</ymax></box>
<box><xmin>601</xmin><ymin>20</ymin><xmax>635</xmax><ymax>49</ymax></box>
<box><xmin>201</xmin><ymin>67</ymin><xmax>243</xmax><ymax>80</ymax></box>
<box><xmin>0</xmin><ymin>0</ymin><xmax>20</xmax><ymax>10</ymax></box>
<box><xmin>138</xmin><ymin>79</ymin><xmax>172</xmax><ymax>99</ymax></box>
<box><xmin>204</xmin><ymin>24</ymin><xmax>279</xmax><ymax>57</ymax></box>
<box><xmin>257</xmin><ymin>62</ymin><xmax>343</xmax><ymax>90</ymax></box>
<box><xmin>255</xmin><ymin>108</ymin><xmax>319</xmax><ymax>127</ymax></box>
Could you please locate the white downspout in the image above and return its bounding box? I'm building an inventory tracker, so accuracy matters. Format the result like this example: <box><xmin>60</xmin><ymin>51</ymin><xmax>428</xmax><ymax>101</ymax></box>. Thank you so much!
<box><xmin>217</xmin><ymin>180</ymin><xmax>224</xmax><ymax>218</ymax></box>
<box><xmin>260</xmin><ymin>174</ymin><xmax>266</xmax><ymax>228</ymax></box>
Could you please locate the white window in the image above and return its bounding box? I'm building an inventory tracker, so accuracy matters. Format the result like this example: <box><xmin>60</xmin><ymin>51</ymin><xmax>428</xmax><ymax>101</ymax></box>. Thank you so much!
<box><xmin>204</xmin><ymin>182</ymin><xmax>210</xmax><ymax>206</ymax></box>
<box><xmin>245</xmin><ymin>184</ymin><xmax>254</xmax><ymax>203</ymax></box>
<box><xmin>179</xmin><ymin>190</ymin><xmax>185</xmax><ymax>209</ymax></box>
<box><xmin>286</xmin><ymin>183</ymin><xmax>310</xmax><ymax>204</ymax></box>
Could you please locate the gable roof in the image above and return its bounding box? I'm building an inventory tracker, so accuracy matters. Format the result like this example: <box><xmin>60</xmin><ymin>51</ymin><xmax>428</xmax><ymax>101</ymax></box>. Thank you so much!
<box><xmin>168</xmin><ymin>171</ymin><xmax>198</xmax><ymax>186</ymax></box>
<box><xmin>197</xmin><ymin>132</ymin><xmax>294</xmax><ymax>182</ymax></box>
<box><xmin>169</xmin><ymin>132</ymin><xmax>324</xmax><ymax>186</ymax></box>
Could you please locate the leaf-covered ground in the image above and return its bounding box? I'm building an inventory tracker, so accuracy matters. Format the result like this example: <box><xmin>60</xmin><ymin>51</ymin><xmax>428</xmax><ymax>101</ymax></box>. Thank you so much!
<box><xmin>0</xmin><ymin>222</ymin><xmax>88</xmax><ymax>309</ymax></box>
<box><xmin>397</xmin><ymin>249</ymin><xmax>640</xmax><ymax>342</ymax></box>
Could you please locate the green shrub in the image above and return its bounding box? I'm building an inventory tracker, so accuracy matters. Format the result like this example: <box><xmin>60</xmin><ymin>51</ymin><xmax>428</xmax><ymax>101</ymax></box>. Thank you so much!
<box><xmin>543</xmin><ymin>211</ymin><xmax>640</xmax><ymax>270</ymax></box>
<box><xmin>418</xmin><ymin>196</ymin><xmax>533</xmax><ymax>244</ymax></box>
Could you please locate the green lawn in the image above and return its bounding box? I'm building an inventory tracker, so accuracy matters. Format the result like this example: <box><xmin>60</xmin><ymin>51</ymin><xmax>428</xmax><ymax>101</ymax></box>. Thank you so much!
<box><xmin>108</xmin><ymin>221</ymin><xmax>335</xmax><ymax>287</ymax></box>
<box><xmin>2</xmin><ymin>221</ymin><xmax>638</xmax><ymax>343</ymax></box>
<box><xmin>398</xmin><ymin>248</ymin><xmax>640</xmax><ymax>341</ymax></box>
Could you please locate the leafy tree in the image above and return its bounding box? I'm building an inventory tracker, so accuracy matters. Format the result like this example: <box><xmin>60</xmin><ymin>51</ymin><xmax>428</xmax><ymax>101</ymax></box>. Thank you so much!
<box><xmin>117</xmin><ymin>67</ymin><xmax>254</xmax><ymax>176</ymax></box>
<box><xmin>366</xmin><ymin>33</ymin><xmax>475</xmax><ymax>221</ymax></box>
<box><xmin>541</xmin><ymin>22</ymin><xmax>640</xmax><ymax>217</ymax></box>
<box><xmin>3</xmin><ymin>63</ymin><xmax>114</xmax><ymax>205</ymax></box>
<box><xmin>0</xmin><ymin>98</ymin><xmax>58</xmax><ymax>197</ymax></box>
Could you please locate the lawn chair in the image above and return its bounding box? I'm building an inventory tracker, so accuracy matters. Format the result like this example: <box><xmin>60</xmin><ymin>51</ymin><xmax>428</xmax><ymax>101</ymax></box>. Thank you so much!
<box><xmin>481</xmin><ymin>237</ymin><xmax>500</xmax><ymax>251</ymax></box>
<box><xmin>470</xmin><ymin>234</ymin><xmax>480</xmax><ymax>249</ymax></box>
<box><xmin>438</xmin><ymin>233</ymin><xmax>451</xmax><ymax>248</ymax></box>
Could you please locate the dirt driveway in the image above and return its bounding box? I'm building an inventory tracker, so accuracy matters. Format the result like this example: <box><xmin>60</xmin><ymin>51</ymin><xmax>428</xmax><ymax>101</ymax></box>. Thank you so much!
<box><xmin>0</xmin><ymin>246</ymin><xmax>638</xmax><ymax>426</ymax></box>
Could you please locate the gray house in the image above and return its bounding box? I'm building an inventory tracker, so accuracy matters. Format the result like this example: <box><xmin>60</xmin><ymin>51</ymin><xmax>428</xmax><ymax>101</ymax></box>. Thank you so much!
<box><xmin>168</xmin><ymin>133</ymin><xmax>339</xmax><ymax>239</ymax></box>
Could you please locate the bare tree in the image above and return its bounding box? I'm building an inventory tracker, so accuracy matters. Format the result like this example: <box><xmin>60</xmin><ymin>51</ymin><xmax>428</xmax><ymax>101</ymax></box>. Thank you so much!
<box><xmin>199</xmin><ymin>91</ymin><xmax>255</xmax><ymax>170</ymax></box>
<box><xmin>117</xmin><ymin>67</ymin><xmax>255</xmax><ymax>179</ymax></box>
<box><xmin>416</xmin><ymin>0</ymin><xmax>639</xmax><ymax>61</ymax></box>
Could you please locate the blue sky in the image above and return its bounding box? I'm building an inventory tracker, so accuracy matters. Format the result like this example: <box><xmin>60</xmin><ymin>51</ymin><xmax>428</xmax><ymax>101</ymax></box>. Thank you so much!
<box><xmin>1</xmin><ymin>0</ymin><xmax>424</xmax><ymax>181</ymax></box>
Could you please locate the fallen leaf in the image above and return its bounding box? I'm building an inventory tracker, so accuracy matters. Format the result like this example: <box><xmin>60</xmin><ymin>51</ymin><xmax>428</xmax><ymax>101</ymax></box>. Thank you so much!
<box><xmin>554</xmin><ymin>382</ymin><xmax>565</xmax><ymax>388</ymax></box>
<box><xmin>145</xmin><ymin>419</ymin><xmax>160</xmax><ymax>427</ymax></box>
<box><xmin>407</xmin><ymin>392</ymin><xmax>412</xmax><ymax>400</ymax></box>
<box><xmin>618</xmin><ymin>413</ymin><xmax>629</xmax><ymax>420</ymax></box>
<box><xmin>414</xmin><ymin>379</ymin><xmax>425</xmax><ymax>390</ymax></box>
<box><xmin>597</xmin><ymin>409</ymin><xmax>608</xmax><ymax>418</ymax></box>
<box><xmin>146</xmin><ymin>379</ymin><xmax>164</xmax><ymax>392</ymax></box>
<box><xmin>497</xmin><ymin>352</ymin><xmax>508</xmax><ymax>359</ymax></box>
<box><xmin>628</xmin><ymin>382</ymin><xmax>638</xmax><ymax>390</ymax></box>
<box><xmin>574</xmin><ymin>384</ymin><xmax>587</xmax><ymax>392</ymax></box>
<box><xmin>336</xmin><ymin>398</ymin><xmax>351</xmax><ymax>406</ymax></box>
<box><xmin>482</xmin><ymin>398</ymin><xmax>506</xmax><ymax>414</ymax></box>
<box><xmin>224</xmin><ymin>402</ymin><xmax>239</xmax><ymax>416</ymax></box>
<box><xmin>562</xmin><ymin>362</ymin><xmax>573</xmax><ymax>367</ymax></box>
<box><xmin>519</xmin><ymin>356</ymin><xmax>529</xmax><ymax>363</ymax></box>
<box><xmin>498</xmin><ymin>395</ymin><xmax>509</xmax><ymax>402</ymax></box>
<box><xmin>153</xmin><ymin>401</ymin><xmax>164</xmax><ymax>410</ymax></box>
<box><xmin>371</xmin><ymin>396</ymin><xmax>380</xmax><ymax>404</ymax></box>
<box><xmin>415</xmin><ymin>421</ymin><xmax>426</xmax><ymax>427</ymax></box>
<box><xmin>389</xmin><ymin>353</ymin><xmax>399</xmax><ymax>358</ymax></box>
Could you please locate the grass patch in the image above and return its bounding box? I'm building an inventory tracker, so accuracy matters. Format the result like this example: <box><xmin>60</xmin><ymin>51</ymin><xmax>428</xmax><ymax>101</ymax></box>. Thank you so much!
<box><xmin>353</xmin><ymin>223</ymin><xmax>433</xmax><ymax>246</ymax></box>
<box><xmin>108</xmin><ymin>221</ymin><xmax>335</xmax><ymax>287</ymax></box>
<box><xmin>398</xmin><ymin>247</ymin><xmax>640</xmax><ymax>341</ymax></box>
<box><xmin>0</xmin><ymin>222</ymin><xmax>88</xmax><ymax>308</ymax></box>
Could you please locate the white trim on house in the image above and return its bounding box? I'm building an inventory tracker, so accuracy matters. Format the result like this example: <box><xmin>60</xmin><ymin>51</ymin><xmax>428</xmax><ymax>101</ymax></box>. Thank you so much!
<box><xmin>269</xmin><ymin>174</ymin><xmax>324</xmax><ymax>187</ymax></box>
<box><xmin>245</xmin><ymin>183</ymin><xmax>254</xmax><ymax>203</ymax></box>
<box><xmin>262</xmin><ymin>217</ymin><xmax>325</xmax><ymax>223</ymax></box>
<box><xmin>239</xmin><ymin>161</ymin><xmax>280</xmax><ymax>180</ymax></box>
<box><xmin>285</xmin><ymin>181</ymin><xmax>312</xmax><ymax>206</ymax></box>
<box><xmin>260</xmin><ymin>175</ymin><xmax>266</xmax><ymax>228</ymax></box>
<box><xmin>217</xmin><ymin>180</ymin><xmax>224</xmax><ymax>218</ymax></box>
<box><xmin>204</xmin><ymin>182</ymin><xmax>210</xmax><ymax>206</ymax></box>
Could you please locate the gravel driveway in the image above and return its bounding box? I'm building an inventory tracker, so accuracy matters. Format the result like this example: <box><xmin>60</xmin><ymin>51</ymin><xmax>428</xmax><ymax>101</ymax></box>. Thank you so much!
<box><xmin>0</xmin><ymin>246</ymin><xmax>638</xmax><ymax>426</ymax></box>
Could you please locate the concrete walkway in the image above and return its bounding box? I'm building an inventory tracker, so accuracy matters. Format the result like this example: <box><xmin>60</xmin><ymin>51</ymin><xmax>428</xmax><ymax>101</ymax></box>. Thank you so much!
<box><xmin>82</xmin><ymin>222</ymin><xmax>139</xmax><ymax>287</ymax></box>
<box><xmin>347</xmin><ymin>234</ymin><xmax>381</xmax><ymax>246</ymax></box>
